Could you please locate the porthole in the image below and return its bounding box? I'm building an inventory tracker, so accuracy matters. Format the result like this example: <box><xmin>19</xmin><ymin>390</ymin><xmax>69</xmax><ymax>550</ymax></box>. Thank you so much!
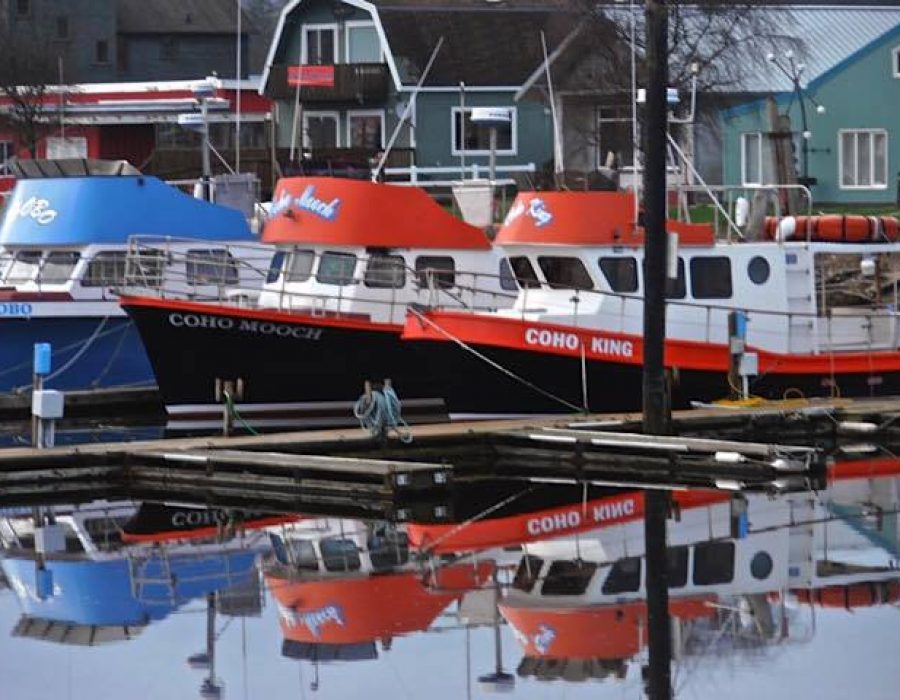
<box><xmin>750</xmin><ymin>551</ymin><xmax>773</xmax><ymax>580</ymax></box>
<box><xmin>748</xmin><ymin>256</ymin><xmax>770</xmax><ymax>285</ymax></box>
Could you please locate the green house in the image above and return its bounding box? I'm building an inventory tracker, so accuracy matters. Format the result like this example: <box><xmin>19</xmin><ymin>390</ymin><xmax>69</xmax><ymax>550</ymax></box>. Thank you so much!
<box><xmin>259</xmin><ymin>0</ymin><xmax>574</xmax><ymax>184</ymax></box>
<box><xmin>719</xmin><ymin>7</ymin><xmax>900</xmax><ymax>207</ymax></box>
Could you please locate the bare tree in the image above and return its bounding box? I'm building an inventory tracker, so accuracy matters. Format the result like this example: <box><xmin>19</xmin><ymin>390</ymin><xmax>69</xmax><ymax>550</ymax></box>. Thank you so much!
<box><xmin>0</xmin><ymin>18</ymin><xmax>57</xmax><ymax>157</ymax></box>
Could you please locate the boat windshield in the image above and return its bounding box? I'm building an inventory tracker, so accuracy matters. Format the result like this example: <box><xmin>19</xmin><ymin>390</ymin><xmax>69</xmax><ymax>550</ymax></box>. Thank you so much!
<box><xmin>38</xmin><ymin>251</ymin><xmax>81</xmax><ymax>284</ymax></box>
<box><xmin>3</xmin><ymin>250</ymin><xmax>42</xmax><ymax>284</ymax></box>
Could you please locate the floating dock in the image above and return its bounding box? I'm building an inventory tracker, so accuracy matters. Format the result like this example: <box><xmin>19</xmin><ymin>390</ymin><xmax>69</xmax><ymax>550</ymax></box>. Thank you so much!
<box><xmin>5</xmin><ymin>396</ymin><xmax>893</xmax><ymax>516</ymax></box>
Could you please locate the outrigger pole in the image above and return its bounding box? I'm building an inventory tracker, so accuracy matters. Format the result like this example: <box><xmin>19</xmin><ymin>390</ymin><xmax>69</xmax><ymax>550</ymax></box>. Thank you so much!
<box><xmin>642</xmin><ymin>0</ymin><xmax>673</xmax><ymax>698</ymax></box>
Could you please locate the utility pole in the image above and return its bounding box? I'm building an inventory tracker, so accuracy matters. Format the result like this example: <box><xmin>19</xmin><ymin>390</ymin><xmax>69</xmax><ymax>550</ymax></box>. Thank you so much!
<box><xmin>641</xmin><ymin>1</ymin><xmax>672</xmax><ymax>699</ymax></box>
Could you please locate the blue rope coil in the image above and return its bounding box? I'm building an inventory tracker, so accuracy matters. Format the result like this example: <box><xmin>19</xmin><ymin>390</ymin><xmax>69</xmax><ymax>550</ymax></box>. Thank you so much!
<box><xmin>353</xmin><ymin>383</ymin><xmax>412</xmax><ymax>443</ymax></box>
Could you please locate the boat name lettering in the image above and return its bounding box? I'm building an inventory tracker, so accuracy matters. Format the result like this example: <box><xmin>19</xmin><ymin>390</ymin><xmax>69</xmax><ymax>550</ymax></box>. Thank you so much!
<box><xmin>0</xmin><ymin>302</ymin><xmax>32</xmax><ymax>317</ymax></box>
<box><xmin>590</xmin><ymin>336</ymin><xmax>634</xmax><ymax>358</ymax></box>
<box><xmin>237</xmin><ymin>318</ymin><xmax>323</xmax><ymax>340</ymax></box>
<box><xmin>504</xmin><ymin>198</ymin><xmax>553</xmax><ymax>228</ymax></box>
<box><xmin>533</xmin><ymin>624</ymin><xmax>557</xmax><ymax>655</ymax></box>
<box><xmin>295</xmin><ymin>604</ymin><xmax>345</xmax><ymax>638</ymax></box>
<box><xmin>168</xmin><ymin>313</ymin><xmax>235</xmax><ymax>330</ymax></box>
<box><xmin>10</xmin><ymin>196</ymin><xmax>58</xmax><ymax>225</ymax></box>
<box><xmin>171</xmin><ymin>510</ymin><xmax>230</xmax><ymax>528</ymax></box>
<box><xmin>526</xmin><ymin>510</ymin><xmax>581</xmax><ymax>536</ymax></box>
<box><xmin>592</xmin><ymin>497</ymin><xmax>636</xmax><ymax>523</ymax></box>
<box><xmin>525</xmin><ymin>328</ymin><xmax>580</xmax><ymax>351</ymax></box>
<box><xmin>270</xmin><ymin>185</ymin><xmax>341</xmax><ymax>222</ymax></box>
<box><xmin>167</xmin><ymin>313</ymin><xmax>323</xmax><ymax>340</ymax></box>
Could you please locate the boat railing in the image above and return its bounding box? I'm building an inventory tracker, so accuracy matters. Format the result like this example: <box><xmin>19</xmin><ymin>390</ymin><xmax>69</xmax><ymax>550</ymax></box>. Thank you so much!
<box><xmin>462</xmin><ymin>270</ymin><xmax>900</xmax><ymax>357</ymax></box>
<box><xmin>672</xmin><ymin>183</ymin><xmax>814</xmax><ymax>243</ymax></box>
<box><xmin>122</xmin><ymin>241</ymin><xmax>519</xmax><ymax>325</ymax></box>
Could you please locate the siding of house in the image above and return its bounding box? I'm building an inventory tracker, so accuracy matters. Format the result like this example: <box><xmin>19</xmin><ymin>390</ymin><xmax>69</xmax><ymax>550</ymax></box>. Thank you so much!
<box><xmin>721</xmin><ymin>26</ymin><xmax>900</xmax><ymax>206</ymax></box>
<box><xmin>117</xmin><ymin>33</ymin><xmax>249</xmax><ymax>82</ymax></box>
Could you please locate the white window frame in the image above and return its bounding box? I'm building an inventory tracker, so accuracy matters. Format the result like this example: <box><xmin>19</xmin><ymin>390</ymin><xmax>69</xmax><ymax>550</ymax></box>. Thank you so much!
<box><xmin>302</xmin><ymin>110</ymin><xmax>341</xmax><ymax>148</ymax></box>
<box><xmin>740</xmin><ymin>132</ymin><xmax>763</xmax><ymax>186</ymax></box>
<box><xmin>893</xmin><ymin>46</ymin><xmax>900</xmax><ymax>78</ymax></box>
<box><xmin>838</xmin><ymin>128</ymin><xmax>888</xmax><ymax>190</ymax></box>
<box><xmin>346</xmin><ymin>109</ymin><xmax>385</xmax><ymax>149</ymax></box>
<box><xmin>344</xmin><ymin>20</ymin><xmax>383</xmax><ymax>64</ymax></box>
<box><xmin>301</xmin><ymin>23</ymin><xmax>339</xmax><ymax>65</ymax></box>
<box><xmin>450</xmin><ymin>106</ymin><xmax>518</xmax><ymax>156</ymax></box>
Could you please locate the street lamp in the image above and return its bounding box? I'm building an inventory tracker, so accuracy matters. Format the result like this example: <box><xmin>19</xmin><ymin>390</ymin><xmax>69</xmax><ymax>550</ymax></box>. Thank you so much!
<box><xmin>766</xmin><ymin>51</ymin><xmax>826</xmax><ymax>187</ymax></box>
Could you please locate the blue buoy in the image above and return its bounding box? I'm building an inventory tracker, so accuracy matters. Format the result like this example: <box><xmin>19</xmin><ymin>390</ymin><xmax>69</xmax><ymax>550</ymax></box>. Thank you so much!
<box><xmin>33</xmin><ymin>343</ymin><xmax>52</xmax><ymax>376</ymax></box>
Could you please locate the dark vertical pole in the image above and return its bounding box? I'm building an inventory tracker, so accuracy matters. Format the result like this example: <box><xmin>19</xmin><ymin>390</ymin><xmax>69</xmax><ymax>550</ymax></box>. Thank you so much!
<box><xmin>642</xmin><ymin>1</ymin><xmax>672</xmax><ymax>699</ymax></box>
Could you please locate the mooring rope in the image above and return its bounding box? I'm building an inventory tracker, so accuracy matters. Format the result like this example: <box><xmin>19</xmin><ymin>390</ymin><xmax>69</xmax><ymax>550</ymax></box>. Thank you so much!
<box><xmin>407</xmin><ymin>307</ymin><xmax>584</xmax><ymax>413</ymax></box>
<box><xmin>353</xmin><ymin>383</ymin><xmax>413</xmax><ymax>443</ymax></box>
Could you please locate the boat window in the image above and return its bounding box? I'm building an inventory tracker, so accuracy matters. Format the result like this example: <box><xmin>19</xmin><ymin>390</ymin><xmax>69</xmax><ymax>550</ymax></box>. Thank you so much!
<box><xmin>186</xmin><ymin>248</ymin><xmax>239</xmax><ymax>286</ymax></box>
<box><xmin>368</xmin><ymin>530</ymin><xmax>410</xmax><ymax>571</ymax></box>
<box><xmin>690</xmin><ymin>257</ymin><xmax>732</xmax><ymax>299</ymax></box>
<box><xmin>316</xmin><ymin>251</ymin><xmax>357</xmax><ymax>286</ymax></box>
<box><xmin>692</xmin><ymin>541</ymin><xmax>735</xmax><ymax>585</ymax></box>
<box><xmin>542</xmin><ymin>560</ymin><xmax>597</xmax><ymax>596</ymax></box>
<box><xmin>124</xmin><ymin>249</ymin><xmax>167</xmax><ymax>288</ymax></box>
<box><xmin>537</xmin><ymin>256</ymin><xmax>595</xmax><ymax>290</ymax></box>
<box><xmin>287</xmin><ymin>539</ymin><xmax>320</xmax><ymax>571</ymax></box>
<box><xmin>643</xmin><ymin>257</ymin><xmax>686</xmax><ymax>299</ymax></box>
<box><xmin>667</xmin><ymin>546</ymin><xmax>689</xmax><ymax>589</ymax></box>
<box><xmin>320</xmin><ymin>538</ymin><xmax>362</xmax><ymax>572</ymax></box>
<box><xmin>82</xmin><ymin>251</ymin><xmax>128</xmax><ymax>287</ymax></box>
<box><xmin>364</xmin><ymin>254</ymin><xmax>406</xmax><ymax>289</ymax></box>
<box><xmin>499</xmin><ymin>258</ymin><xmax>518</xmax><ymax>291</ymax></box>
<box><xmin>601</xmin><ymin>556</ymin><xmax>642</xmax><ymax>594</ymax></box>
<box><xmin>82</xmin><ymin>515</ymin><xmax>130</xmax><ymax>552</ymax></box>
<box><xmin>38</xmin><ymin>251</ymin><xmax>80</xmax><ymax>284</ymax></box>
<box><xmin>512</xmin><ymin>555</ymin><xmax>543</xmax><ymax>592</ymax></box>
<box><xmin>5</xmin><ymin>250</ymin><xmax>42</xmax><ymax>283</ymax></box>
<box><xmin>266</xmin><ymin>251</ymin><xmax>286</xmax><ymax>283</ymax></box>
<box><xmin>508</xmin><ymin>256</ymin><xmax>541</xmax><ymax>289</ymax></box>
<box><xmin>748</xmin><ymin>256</ymin><xmax>770</xmax><ymax>285</ymax></box>
<box><xmin>598</xmin><ymin>257</ymin><xmax>638</xmax><ymax>293</ymax></box>
<box><xmin>286</xmin><ymin>249</ymin><xmax>315</xmax><ymax>283</ymax></box>
<box><xmin>415</xmin><ymin>256</ymin><xmax>456</xmax><ymax>289</ymax></box>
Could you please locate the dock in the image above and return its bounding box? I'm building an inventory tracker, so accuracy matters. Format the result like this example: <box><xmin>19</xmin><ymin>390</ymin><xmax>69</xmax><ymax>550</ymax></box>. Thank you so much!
<box><xmin>5</xmin><ymin>396</ymin><xmax>895</xmax><ymax>516</ymax></box>
<box><xmin>0</xmin><ymin>385</ymin><xmax>163</xmax><ymax>420</ymax></box>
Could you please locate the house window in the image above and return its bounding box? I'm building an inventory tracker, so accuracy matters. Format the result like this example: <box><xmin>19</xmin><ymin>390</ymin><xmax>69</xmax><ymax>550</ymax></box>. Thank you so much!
<box><xmin>596</xmin><ymin>106</ymin><xmax>634</xmax><ymax>168</ymax></box>
<box><xmin>347</xmin><ymin>110</ymin><xmax>384</xmax><ymax>149</ymax></box>
<box><xmin>303</xmin><ymin>112</ymin><xmax>339</xmax><ymax>148</ymax></box>
<box><xmin>160</xmin><ymin>37</ymin><xmax>178</xmax><ymax>61</ymax></box>
<box><xmin>345</xmin><ymin>21</ymin><xmax>381</xmax><ymax>63</ymax></box>
<box><xmin>451</xmin><ymin>107</ymin><xmax>516</xmax><ymax>155</ymax></box>
<box><xmin>56</xmin><ymin>16</ymin><xmax>69</xmax><ymax>40</ymax></box>
<box><xmin>95</xmin><ymin>40</ymin><xmax>109</xmax><ymax>64</ymax></box>
<box><xmin>0</xmin><ymin>140</ymin><xmax>13</xmax><ymax>175</ymax></box>
<box><xmin>741</xmin><ymin>132</ymin><xmax>764</xmax><ymax>186</ymax></box>
<box><xmin>893</xmin><ymin>46</ymin><xmax>900</xmax><ymax>78</ymax></box>
<box><xmin>303</xmin><ymin>24</ymin><xmax>337</xmax><ymax>65</ymax></box>
<box><xmin>840</xmin><ymin>129</ymin><xmax>888</xmax><ymax>189</ymax></box>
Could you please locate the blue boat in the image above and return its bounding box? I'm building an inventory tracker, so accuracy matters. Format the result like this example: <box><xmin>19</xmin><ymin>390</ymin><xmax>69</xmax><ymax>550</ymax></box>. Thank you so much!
<box><xmin>0</xmin><ymin>160</ymin><xmax>261</xmax><ymax>393</ymax></box>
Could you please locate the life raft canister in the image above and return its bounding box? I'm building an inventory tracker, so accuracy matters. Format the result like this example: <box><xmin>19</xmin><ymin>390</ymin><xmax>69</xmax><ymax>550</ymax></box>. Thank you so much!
<box><xmin>763</xmin><ymin>215</ymin><xmax>899</xmax><ymax>242</ymax></box>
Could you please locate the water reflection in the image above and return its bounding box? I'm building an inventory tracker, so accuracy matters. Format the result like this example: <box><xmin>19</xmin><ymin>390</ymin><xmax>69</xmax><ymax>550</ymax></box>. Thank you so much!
<box><xmin>0</xmin><ymin>456</ymin><xmax>897</xmax><ymax>698</ymax></box>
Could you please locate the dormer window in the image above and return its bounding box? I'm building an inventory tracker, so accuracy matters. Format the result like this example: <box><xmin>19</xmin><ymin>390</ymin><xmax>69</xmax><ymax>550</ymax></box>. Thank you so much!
<box><xmin>893</xmin><ymin>46</ymin><xmax>900</xmax><ymax>78</ymax></box>
<box><xmin>303</xmin><ymin>24</ymin><xmax>337</xmax><ymax>65</ymax></box>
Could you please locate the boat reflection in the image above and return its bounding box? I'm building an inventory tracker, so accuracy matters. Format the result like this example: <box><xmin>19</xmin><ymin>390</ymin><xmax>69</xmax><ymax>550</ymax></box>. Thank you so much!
<box><xmin>0</xmin><ymin>502</ymin><xmax>270</xmax><ymax>646</ymax></box>
<box><xmin>491</xmin><ymin>456</ymin><xmax>900</xmax><ymax>684</ymax></box>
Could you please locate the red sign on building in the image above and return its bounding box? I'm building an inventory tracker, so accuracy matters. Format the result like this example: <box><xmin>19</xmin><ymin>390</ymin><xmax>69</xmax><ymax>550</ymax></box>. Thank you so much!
<box><xmin>287</xmin><ymin>65</ymin><xmax>336</xmax><ymax>88</ymax></box>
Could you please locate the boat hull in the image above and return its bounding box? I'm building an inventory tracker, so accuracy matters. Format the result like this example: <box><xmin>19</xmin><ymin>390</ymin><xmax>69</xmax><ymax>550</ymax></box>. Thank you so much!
<box><xmin>0</xmin><ymin>316</ymin><xmax>154</xmax><ymax>392</ymax></box>
<box><xmin>122</xmin><ymin>297</ymin><xmax>900</xmax><ymax>419</ymax></box>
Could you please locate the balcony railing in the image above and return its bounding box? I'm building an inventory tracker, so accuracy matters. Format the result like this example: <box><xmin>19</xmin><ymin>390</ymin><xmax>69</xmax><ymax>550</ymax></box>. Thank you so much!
<box><xmin>268</xmin><ymin>63</ymin><xmax>390</xmax><ymax>103</ymax></box>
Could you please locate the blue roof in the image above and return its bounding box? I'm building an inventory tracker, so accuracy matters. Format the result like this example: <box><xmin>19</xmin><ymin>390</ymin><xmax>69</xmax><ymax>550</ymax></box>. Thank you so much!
<box><xmin>0</xmin><ymin>175</ymin><xmax>254</xmax><ymax>247</ymax></box>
